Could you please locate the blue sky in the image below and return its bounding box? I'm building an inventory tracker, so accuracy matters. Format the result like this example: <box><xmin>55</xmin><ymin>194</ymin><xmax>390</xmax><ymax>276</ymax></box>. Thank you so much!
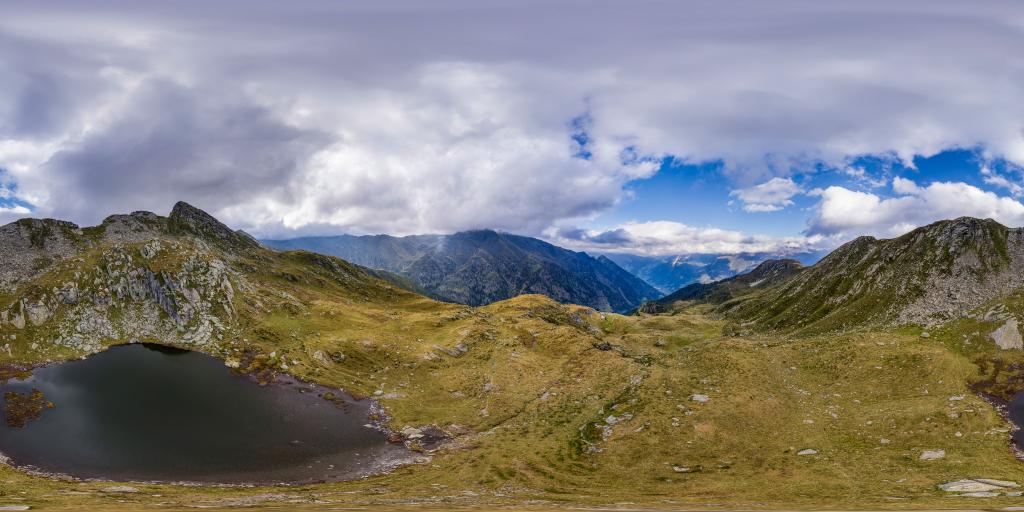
<box><xmin>593</xmin><ymin>148</ymin><xmax>996</xmax><ymax>237</ymax></box>
<box><xmin>557</xmin><ymin>146</ymin><xmax>1024</xmax><ymax>255</ymax></box>
<box><xmin>2</xmin><ymin>2</ymin><xmax>1023</xmax><ymax>256</ymax></box>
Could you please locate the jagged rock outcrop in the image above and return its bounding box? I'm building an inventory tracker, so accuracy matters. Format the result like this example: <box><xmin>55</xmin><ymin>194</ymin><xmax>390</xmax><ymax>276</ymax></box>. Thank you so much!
<box><xmin>0</xmin><ymin>237</ymin><xmax>241</xmax><ymax>353</ymax></box>
<box><xmin>168</xmin><ymin>201</ymin><xmax>260</xmax><ymax>251</ymax></box>
<box><xmin>0</xmin><ymin>218</ymin><xmax>85</xmax><ymax>293</ymax></box>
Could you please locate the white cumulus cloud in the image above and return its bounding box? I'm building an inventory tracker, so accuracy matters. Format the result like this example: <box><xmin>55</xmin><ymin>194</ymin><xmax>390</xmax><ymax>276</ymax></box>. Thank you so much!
<box><xmin>807</xmin><ymin>178</ymin><xmax>1024</xmax><ymax>238</ymax></box>
<box><xmin>730</xmin><ymin>177</ymin><xmax>802</xmax><ymax>212</ymax></box>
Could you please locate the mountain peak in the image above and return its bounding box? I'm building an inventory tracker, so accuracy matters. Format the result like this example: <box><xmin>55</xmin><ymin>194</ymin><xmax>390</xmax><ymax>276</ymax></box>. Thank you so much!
<box><xmin>168</xmin><ymin>201</ymin><xmax>260</xmax><ymax>250</ymax></box>
<box><xmin>452</xmin><ymin>229</ymin><xmax>501</xmax><ymax>241</ymax></box>
<box><xmin>914</xmin><ymin>216</ymin><xmax>1006</xmax><ymax>236</ymax></box>
<box><xmin>725</xmin><ymin>216</ymin><xmax>1024</xmax><ymax>332</ymax></box>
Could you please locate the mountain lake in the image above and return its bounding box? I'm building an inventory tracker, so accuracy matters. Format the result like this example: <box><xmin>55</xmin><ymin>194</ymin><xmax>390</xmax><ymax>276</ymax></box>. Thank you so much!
<box><xmin>0</xmin><ymin>343</ymin><xmax>415</xmax><ymax>484</ymax></box>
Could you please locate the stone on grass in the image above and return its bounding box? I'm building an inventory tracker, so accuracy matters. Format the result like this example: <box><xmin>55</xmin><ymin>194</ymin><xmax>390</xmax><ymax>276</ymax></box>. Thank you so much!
<box><xmin>939</xmin><ymin>479</ymin><xmax>1017</xmax><ymax>492</ymax></box>
<box><xmin>102</xmin><ymin>486</ymin><xmax>139</xmax><ymax>493</ymax></box>
<box><xmin>797</xmin><ymin>449</ymin><xmax>817</xmax><ymax>456</ymax></box>
<box><xmin>975</xmin><ymin>479</ymin><xmax>1020</xmax><ymax>488</ymax></box>
<box><xmin>690</xmin><ymin>394</ymin><xmax>709</xmax><ymax>403</ymax></box>
<box><xmin>919</xmin><ymin>449</ymin><xmax>945</xmax><ymax>460</ymax></box>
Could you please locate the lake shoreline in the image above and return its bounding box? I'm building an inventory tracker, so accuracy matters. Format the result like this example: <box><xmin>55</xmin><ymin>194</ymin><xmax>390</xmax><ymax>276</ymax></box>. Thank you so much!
<box><xmin>0</xmin><ymin>342</ymin><xmax>438</xmax><ymax>486</ymax></box>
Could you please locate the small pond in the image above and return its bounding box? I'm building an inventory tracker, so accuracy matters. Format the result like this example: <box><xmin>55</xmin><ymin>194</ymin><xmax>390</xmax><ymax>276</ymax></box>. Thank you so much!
<box><xmin>0</xmin><ymin>343</ymin><xmax>413</xmax><ymax>484</ymax></box>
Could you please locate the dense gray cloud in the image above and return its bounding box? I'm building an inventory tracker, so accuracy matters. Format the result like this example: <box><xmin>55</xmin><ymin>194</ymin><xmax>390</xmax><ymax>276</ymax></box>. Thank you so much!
<box><xmin>548</xmin><ymin>221</ymin><xmax>828</xmax><ymax>256</ymax></box>
<box><xmin>1</xmin><ymin>1</ymin><xmax>1022</xmax><ymax>244</ymax></box>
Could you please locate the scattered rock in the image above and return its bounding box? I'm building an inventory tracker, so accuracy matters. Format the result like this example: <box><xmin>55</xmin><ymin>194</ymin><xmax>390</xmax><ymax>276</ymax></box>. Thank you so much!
<box><xmin>102</xmin><ymin>486</ymin><xmax>139</xmax><ymax>493</ymax></box>
<box><xmin>975</xmin><ymin>479</ymin><xmax>1020</xmax><ymax>488</ymax></box>
<box><xmin>690</xmin><ymin>394</ymin><xmax>709</xmax><ymax>403</ymax></box>
<box><xmin>960</xmin><ymin>491</ymin><xmax>1000</xmax><ymax>498</ymax></box>
<box><xmin>797</xmin><ymin>449</ymin><xmax>817</xmax><ymax>456</ymax></box>
<box><xmin>401</xmin><ymin>427</ymin><xmax>425</xmax><ymax>439</ymax></box>
<box><xmin>920</xmin><ymin>331</ymin><xmax>930</xmax><ymax>338</ymax></box>
<box><xmin>919</xmin><ymin>449</ymin><xmax>946</xmax><ymax>461</ymax></box>
<box><xmin>0</xmin><ymin>506</ymin><xmax>30</xmax><ymax>511</ymax></box>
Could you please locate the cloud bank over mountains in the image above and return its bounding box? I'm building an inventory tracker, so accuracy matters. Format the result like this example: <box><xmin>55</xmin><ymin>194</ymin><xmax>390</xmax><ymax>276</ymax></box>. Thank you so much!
<box><xmin>1</xmin><ymin>1</ymin><xmax>1024</xmax><ymax>254</ymax></box>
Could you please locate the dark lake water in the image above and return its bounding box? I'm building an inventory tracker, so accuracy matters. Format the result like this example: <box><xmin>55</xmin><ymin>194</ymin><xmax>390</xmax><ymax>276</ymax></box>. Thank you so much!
<box><xmin>1009</xmin><ymin>392</ymin><xmax>1024</xmax><ymax>449</ymax></box>
<box><xmin>0</xmin><ymin>343</ymin><xmax>412</xmax><ymax>484</ymax></box>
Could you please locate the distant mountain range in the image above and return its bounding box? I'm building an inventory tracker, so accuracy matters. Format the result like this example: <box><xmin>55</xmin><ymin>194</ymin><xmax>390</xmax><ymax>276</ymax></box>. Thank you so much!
<box><xmin>263</xmin><ymin>230</ymin><xmax>661</xmax><ymax>313</ymax></box>
<box><xmin>603</xmin><ymin>251</ymin><xmax>824</xmax><ymax>294</ymax></box>
<box><xmin>653</xmin><ymin>258</ymin><xmax>805</xmax><ymax>308</ymax></box>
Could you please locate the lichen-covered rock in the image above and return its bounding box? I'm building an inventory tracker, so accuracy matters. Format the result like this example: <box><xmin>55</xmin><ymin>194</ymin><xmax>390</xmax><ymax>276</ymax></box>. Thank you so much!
<box><xmin>990</xmin><ymin>318</ymin><xmax>1022</xmax><ymax>350</ymax></box>
<box><xmin>940</xmin><ymin>479</ymin><xmax>1019</xmax><ymax>492</ymax></box>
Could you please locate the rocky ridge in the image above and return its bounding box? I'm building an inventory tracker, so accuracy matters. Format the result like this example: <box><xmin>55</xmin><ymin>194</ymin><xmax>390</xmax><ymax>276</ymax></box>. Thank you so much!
<box><xmin>0</xmin><ymin>202</ymin><xmax>392</xmax><ymax>360</ymax></box>
<box><xmin>722</xmin><ymin>217</ymin><xmax>1024</xmax><ymax>332</ymax></box>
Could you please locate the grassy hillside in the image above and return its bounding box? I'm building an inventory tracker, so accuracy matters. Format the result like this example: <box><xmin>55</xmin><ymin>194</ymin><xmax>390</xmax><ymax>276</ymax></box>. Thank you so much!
<box><xmin>5</xmin><ymin>301</ymin><xmax>1024</xmax><ymax>509</ymax></box>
